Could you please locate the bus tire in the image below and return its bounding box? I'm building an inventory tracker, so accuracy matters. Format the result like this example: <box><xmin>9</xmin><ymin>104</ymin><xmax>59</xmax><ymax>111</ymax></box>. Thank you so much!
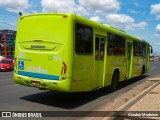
<box><xmin>111</xmin><ymin>70</ymin><xmax>119</xmax><ymax>92</ymax></box>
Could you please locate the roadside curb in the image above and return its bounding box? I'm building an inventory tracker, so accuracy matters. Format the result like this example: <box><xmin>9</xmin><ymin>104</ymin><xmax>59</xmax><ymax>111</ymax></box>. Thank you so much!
<box><xmin>103</xmin><ymin>80</ymin><xmax>160</xmax><ymax>120</ymax></box>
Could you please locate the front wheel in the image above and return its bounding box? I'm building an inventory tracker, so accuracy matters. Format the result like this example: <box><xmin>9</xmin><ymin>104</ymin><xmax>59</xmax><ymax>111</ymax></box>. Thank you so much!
<box><xmin>111</xmin><ymin>71</ymin><xmax>119</xmax><ymax>92</ymax></box>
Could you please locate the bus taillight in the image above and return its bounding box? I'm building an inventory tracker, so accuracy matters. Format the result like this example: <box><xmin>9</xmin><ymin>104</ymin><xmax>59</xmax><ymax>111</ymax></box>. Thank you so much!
<box><xmin>61</xmin><ymin>61</ymin><xmax>67</xmax><ymax>79</ymax></box>
<box><xmin>63</xmin><ymin>62</ymin><xmax>67</xmax><ymax>74</ymax></box>
<box><xmin>63</xmin><ymin>15</ymin><xmax>68</xmax><ymax>18</ymax></box>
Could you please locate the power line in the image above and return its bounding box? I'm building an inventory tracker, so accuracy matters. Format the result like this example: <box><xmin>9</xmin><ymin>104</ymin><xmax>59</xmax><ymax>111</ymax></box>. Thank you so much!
<box><xmin>0</xmin><ymin>9</ymin><xmax>18</xmax><ymax>15</ymax></box>
<box><xmin>0</xmin><ymin>11</ymin><xmax>18</xmax><ymax>16</ymax></box>
<box><xmin>0</xmin><ymin>22</ymin><xmax>16</xmax><ymax>28</ymax></box>
<box><xmin>108</xmin><ymin>20</ymin><xmax>160</xmax><ymax>25</ymax></box>
<box><xmin>0</xmin><ymin>26</ymin><xmax>4</xmax><ymax>29</ymax></box>
<box><xmin>0</xmin><ymin>4</ymin><xmax>20</xmax><ymax>11</ymax></box>
<box><xmin>146</xmin><ymin>20</ymin><xmax>160</xmax><ymax>23</ymax></box>
<box><xmin>0</xmin><ymin>3</ymin><xmax>31</xmax><ymax>14</ymax></box>
<box><xmin>0</xmin><ymin>25</ymin><xmax>14</xmax><ymax>30</ymax></box>
<box><xmin>0</xmin><ymin>24</ymin><xmax>7</xmax><ymax>28</ymax></box>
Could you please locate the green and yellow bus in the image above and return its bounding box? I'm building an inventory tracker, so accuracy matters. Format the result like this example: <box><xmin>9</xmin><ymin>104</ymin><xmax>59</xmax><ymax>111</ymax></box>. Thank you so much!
<box><xmin>14</xmin><ymin>13</ymin><xmax>152</xmax><ymax>92</ymax></box>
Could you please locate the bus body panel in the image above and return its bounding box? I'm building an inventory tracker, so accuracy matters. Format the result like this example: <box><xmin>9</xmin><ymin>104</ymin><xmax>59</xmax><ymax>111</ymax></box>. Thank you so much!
<box><xmin>14</xmin><ymin>13</ymin><xmax>151</xmax><ymax>92</ymax></box>
<box><xmin>104</xmin><ymin>55</ymin><xmax>126</xmax><ymax>86</ymax></box>
<box><xmin>132</xmin><ymin>56</ymin><xmax>143</xmax><ymax>77</ymax></box>
<box><xmin>14</xmin><ymin>13</ymin><xmax>75</xmax><ymax>92</ymax></box>
<box><xmin>72</xmin><ymin>55</ymin><xmax>94</xmax><ymax>91</ymax></box>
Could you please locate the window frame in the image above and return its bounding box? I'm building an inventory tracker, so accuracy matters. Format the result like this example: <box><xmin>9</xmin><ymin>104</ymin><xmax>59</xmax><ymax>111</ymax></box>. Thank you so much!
<box><xmin>107</xmin><ymin>32</ymin><xmax>125</xmax><ymax>56</ymax></box>
<box><xmin>133</xmin><ymin>40</ymin><xmax>143</xmax><ymax>56</ymax></box>
<box><xmin>75</xmin><ymin>23</ymin><xmax>93</xmax><ymax>55</ymax></box>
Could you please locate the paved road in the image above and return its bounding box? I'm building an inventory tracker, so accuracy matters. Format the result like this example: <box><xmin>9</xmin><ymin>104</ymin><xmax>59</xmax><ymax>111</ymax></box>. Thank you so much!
<box><xmin>0</xmin><ymin>61</ymin><xmax>160</xmax><ymax>117</ymax></box>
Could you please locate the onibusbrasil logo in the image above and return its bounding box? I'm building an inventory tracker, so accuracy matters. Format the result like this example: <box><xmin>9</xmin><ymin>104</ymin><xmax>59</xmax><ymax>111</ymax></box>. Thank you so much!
<box><xmin>1</xmin><ymin>112</ymin><xmax>42</xmax><ymax>118</ymax></box>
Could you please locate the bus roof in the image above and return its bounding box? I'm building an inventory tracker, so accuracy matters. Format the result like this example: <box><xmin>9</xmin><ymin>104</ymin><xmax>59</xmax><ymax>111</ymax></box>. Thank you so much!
<box><xmin>19</xmin><ymin>13</ymin><xmax>150</xmax><ymax>45</ymax></box>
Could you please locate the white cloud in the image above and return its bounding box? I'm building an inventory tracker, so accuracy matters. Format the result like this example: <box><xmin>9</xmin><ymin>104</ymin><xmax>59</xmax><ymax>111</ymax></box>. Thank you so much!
<box><xmin>151</xmin><ymin>3</ymin><xmax>160</xmax><ymax>14</ymax></box>
<box><xmin>128</xmin><ymin>9</ymin><xmax>140</xmax><ymax>14</ymax></box>
<box><xmin>156</xmin><ymin>24</ymin><xmax>160</xmax><ymax>31</ymax></box>
<box><xmin>155</xmin><ymin>43</ymin><xmax>160</xmax><ymax>45</ymax></box>
<box><xmin>41</xmin><ymin>0</ymin><xmax>89</xmax><ymax>15</ymax></box>
<box><xmin>31</xmin><ymin>10</ymin><xmax>38</xmax><ymax>14</ymax></box>
<box><xmin>156</xmin><ymin>15</ymin><xmax>160</xmax><ymax>20</ymax></box>
<box><xmin>0</xmin><ymin>0</ymin><xmax>30</xmax><ymax>13</ymax></box>
<box><xmin>90</xmin><ymin>16</ymin><xmax>102</xmax><ymax>23</ymax></box>
<box><xmin>41</xmin><ymin>0</ymin><xmax>120</xmax><ymax>16</ymax></box>
<box><xmin>134</xmin><ymin>2</ymin><xmax>139</xmax><ymax>7</ymax></box>
<box><xmin>106</xmin><ymin>14</ymin><xmax>134</xmax><ymax>25</ymax></box>
<box><xmin>0</xmin><ymin>21</ymin><xmax>17</xmax><ymax>30</ymax></box>
<box><xmin>79</xmin><ymin>0</ymin><xmax>120</xmax><ymax>14</ymax></box>
<box><xmin>150</xmin><ymin>3</ymin><xmax>160</xmax><ymax>20</ymax></box>
<box><xmin>155</xmin><ymin>34</ymin><xmax>160</xmax><ymax>37</ymax></box>
<box><xmin>155</xmin><ymin>24</ymin><xmax>160</xmax><ymax>37</ymax></box>
<box><xmin>125</xmin><ymin>21</ymin><xmax>148</xmax><ymax>31</ymax></box>
<box><xmin>105</xmin><ymin>14</ymin><xmax>147</xmax><ymax>31</ymax></box>
<box><xmin>128</xmin><ymin>9</ymin><xmax>146</xmax><ymax>15</ymax></box>
<box><xmin>41</xmin><ymin>0</ymin><xmax>75</xmax><ymax>12</ymax></box>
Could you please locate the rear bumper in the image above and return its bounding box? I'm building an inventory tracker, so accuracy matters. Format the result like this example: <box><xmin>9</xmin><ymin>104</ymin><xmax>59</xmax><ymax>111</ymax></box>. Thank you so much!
<box><xmin>14</xmin><ymin>73</ymin><xmax>72</xmax><ymax>92</ymax></box>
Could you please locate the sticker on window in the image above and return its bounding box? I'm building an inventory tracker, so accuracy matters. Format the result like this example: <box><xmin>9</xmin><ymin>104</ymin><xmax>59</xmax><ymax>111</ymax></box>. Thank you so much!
<box><xmin>18</xmin><ymin>61</ymin><xmax>24</xmax><ymax>70</ymax></box>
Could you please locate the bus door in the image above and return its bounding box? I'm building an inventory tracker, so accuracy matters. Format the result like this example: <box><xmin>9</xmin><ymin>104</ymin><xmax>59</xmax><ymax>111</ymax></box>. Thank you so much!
<box><xmin>94</xmin><ymin>35</ymin><xmax>105</xmax><ymax>89</ymax></box>
<box><xmin>142</xmin><ymin>43</ymin><xmax>147</xmax><ymax>71</ymax></box>
<box><xmin>126</xmin><ymin>42</ymin><xmax>132</xmax><ymax>78</ymax></box>
<box><xmin>146</xmin><ymin>45</ymin><xmax>150</xmax><ymax>71</ymax></box>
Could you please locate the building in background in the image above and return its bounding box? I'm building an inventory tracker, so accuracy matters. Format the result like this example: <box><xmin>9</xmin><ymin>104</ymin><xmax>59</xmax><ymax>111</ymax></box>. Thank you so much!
<box><xmin>0</xmin><ymin>30</ymin><xmax>16</xmax><ymax>60</ymax></box>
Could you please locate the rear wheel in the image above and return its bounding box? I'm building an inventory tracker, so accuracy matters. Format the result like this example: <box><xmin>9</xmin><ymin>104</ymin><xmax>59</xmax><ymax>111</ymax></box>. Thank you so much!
<box><xmin>111</xmin><ymin>71</ymin><xmax>119</xmax><ymax>92</ymax></box>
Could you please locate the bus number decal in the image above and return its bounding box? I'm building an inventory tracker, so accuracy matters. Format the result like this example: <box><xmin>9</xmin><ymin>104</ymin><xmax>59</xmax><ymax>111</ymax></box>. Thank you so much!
<box><xmin>53</xmin><ymin>56</ymin><xmax>62</xmax><ymax>62</ymax></box>
<box><xmin>48</xmin><ymin>56</ymin><xmax>62</xmax><ymax>62</ymax></box>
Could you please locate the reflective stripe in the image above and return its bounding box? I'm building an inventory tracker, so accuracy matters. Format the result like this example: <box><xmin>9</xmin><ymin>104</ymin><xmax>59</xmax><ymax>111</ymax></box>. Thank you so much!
<box><xmin>18</xmin><ymin>71</ymin><xmax>59</xmax><ymax>80</ymax></box>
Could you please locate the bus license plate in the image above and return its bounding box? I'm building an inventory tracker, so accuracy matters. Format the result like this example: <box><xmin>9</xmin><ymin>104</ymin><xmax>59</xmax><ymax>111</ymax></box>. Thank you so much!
<box><xmin>31</xmin><ymin>81</ymin><xmax>40</xmax><ymax>87</ymax></box>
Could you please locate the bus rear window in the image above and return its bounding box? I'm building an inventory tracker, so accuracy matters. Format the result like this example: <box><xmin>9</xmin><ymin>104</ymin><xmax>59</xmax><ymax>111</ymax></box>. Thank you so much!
<box><xmin>17</xmin><ymin>15</ymin><xmax>68</xmax><ymax>44</ymax></box>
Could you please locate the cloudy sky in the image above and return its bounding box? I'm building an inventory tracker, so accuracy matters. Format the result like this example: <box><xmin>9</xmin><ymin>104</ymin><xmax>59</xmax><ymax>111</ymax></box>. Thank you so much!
<box><xmin>0</xmin><ymin>0</ymin><xmax>160</xmax><ymax>55</ymax></box>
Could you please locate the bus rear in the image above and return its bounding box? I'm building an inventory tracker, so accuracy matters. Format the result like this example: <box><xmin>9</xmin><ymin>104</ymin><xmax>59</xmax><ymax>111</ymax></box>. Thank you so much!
<box><xmin>14</xmin><ymin>13</ymin><xmax>74</xmax><ymax>92</ymax></box>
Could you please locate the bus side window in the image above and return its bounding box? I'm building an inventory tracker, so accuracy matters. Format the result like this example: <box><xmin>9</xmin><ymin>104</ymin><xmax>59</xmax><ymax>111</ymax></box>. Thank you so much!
<box><xmin>133</xmin><ymin>40</ymin><xmax>143</xmax><ymax>56</ymax></box>
<box><xmin>107</xmin><ymin>33</ymin><xmax>125</xmax><ymax>56</ymax></box>
<box><xmin>107</xmin><ymin>33</ymin><xmax>113</xmax><ymax>55</ymax></box>
<box><xmin>75</xmin><ymin>23</ymin><xmax>93</xmax><ymax>55</ymax></box>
